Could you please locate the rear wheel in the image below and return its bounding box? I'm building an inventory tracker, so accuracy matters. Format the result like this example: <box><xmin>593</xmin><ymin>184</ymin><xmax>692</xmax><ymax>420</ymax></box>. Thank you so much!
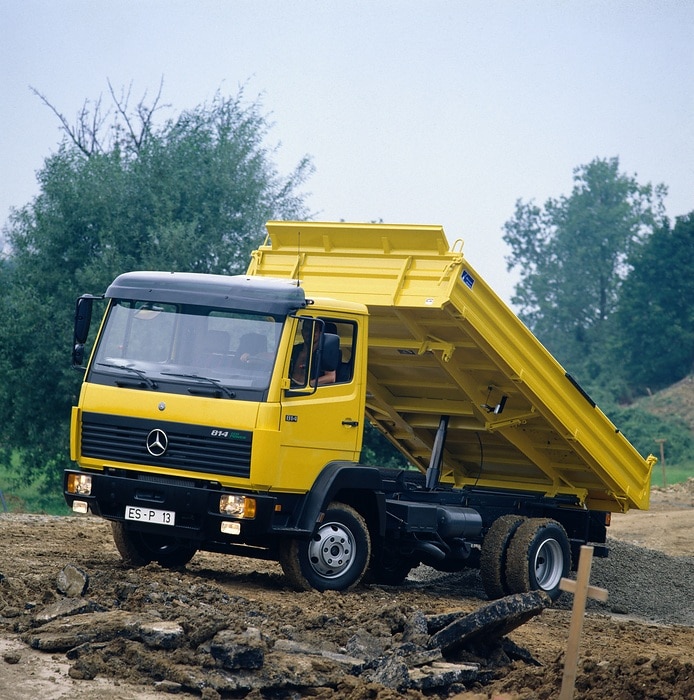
<box><xmin>480</xmin><ymin>515</ymin><xmax>526</xmax><ymax>599</ymax></box>
<box><xmin>111</xmin><ymin>522</ymin><xmax>198</xmax><ymax>568</ymax></box>
<box><xmin>279</xmin><ymin>502</ymin><xmax>371</xmax><ymax>591</ymax></box>
<box><xmin>505</xmin><ymin>518</ymin><xmax>570</xmax><ymax>600</ymax></box>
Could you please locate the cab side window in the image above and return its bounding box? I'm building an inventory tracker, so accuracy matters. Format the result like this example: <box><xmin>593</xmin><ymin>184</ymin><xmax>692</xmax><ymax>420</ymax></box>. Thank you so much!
<box><xmin>321</xmin><ymin>319</ymin><xmax>356</xmax><ymax>384</ymax></box>
<box><xmin>288</xmin><ymin>318</ymin><xmax>356</xmax><ymax>388</ymax></box>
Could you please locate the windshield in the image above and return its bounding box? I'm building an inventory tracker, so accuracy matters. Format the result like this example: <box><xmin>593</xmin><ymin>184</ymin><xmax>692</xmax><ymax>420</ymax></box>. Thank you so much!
<box><xmin>89</xmin><ymin>299</ymin><xmax>282</xmax><ymax>397</ymax></box>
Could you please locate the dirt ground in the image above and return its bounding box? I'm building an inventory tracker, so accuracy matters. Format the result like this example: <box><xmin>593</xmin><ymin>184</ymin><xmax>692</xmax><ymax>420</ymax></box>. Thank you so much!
<box><xmin>1</xmin><ymin>481</ymin><xmax>692</xmax><ymax>700</ymax></box>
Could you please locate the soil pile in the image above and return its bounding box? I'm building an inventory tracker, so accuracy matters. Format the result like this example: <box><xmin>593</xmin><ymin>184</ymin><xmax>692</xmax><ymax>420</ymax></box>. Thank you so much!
<box><xmin>1</xmin><ymin>488</ymin><xmax>692</xmax><ymax>699</ymax></box>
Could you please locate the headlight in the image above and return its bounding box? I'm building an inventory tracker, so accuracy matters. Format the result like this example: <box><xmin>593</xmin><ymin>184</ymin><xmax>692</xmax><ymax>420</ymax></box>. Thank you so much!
<box><xmin>219</xmin><ymin>494</ymin><xmax>256</xmax><ymax>518</ymax></box>
<box><xmin>67</xmin><ymin>473</ymin><xmax>92</xmax><ymax>495</ymax></box>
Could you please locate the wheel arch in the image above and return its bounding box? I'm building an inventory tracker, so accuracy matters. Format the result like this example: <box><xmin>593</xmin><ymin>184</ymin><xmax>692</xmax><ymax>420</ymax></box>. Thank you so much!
<box><xmin>291</xmin><ymin>461</ymin><xmax>386</xmax><ymax>537</ymax></box>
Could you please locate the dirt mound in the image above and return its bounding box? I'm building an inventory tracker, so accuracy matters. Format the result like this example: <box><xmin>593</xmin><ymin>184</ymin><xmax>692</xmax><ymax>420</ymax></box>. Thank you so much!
<box><xmin>1</xmin><ymin>511</ymin><xmax>693</xmax><ymax>699</ymax></box>
<box><xmin>637</xmin><ymin>374</ymin><xmax>694</xmax><ymax>432</ymax></box>
<box><xmin>651</xmin><ymin>476</ymin><xmax>694</xmax><ymax>501</ymax></box>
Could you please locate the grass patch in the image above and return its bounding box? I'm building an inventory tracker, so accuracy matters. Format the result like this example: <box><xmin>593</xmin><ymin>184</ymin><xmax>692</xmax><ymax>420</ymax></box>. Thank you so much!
<box><xmin>649</xmin><ymin>460</ymin><xmax>694</xmax><ymax>489</ymax></box>
<box><xmin>0</xmin><ymin>455</ymin><xmax>70</xmax><ymax>515</ymax></box>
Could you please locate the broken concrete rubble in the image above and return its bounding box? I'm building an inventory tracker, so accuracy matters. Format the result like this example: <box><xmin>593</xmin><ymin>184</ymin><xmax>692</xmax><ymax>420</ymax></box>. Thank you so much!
<box><xmin>56</xmin><ymin>564</ymin><xmax>89</xmax><ymax>597</ymax></box>
<box><xmin>428</xmin><ymin>591</ymin><xmax>552</xmax><ymax>654</ymax></box>
<box><xmin>10</xmin><ymin>562</ymin><xmax>550</xmax><ymax>695</ymax></box>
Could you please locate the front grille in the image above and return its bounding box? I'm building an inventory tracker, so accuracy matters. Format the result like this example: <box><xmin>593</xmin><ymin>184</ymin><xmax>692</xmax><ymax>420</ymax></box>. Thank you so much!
<box><xmin>81</xmin><ymin>412</ymin><xmax>251</xmax><ymax>478</ymax></box>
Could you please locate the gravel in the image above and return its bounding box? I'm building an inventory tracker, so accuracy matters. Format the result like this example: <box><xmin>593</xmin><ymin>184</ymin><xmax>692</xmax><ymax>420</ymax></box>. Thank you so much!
<box><xmin>575</xmin><ymin>538</ymin><xmax>694</xmax><ymax>625</ymax></box>
<box><xmin>409</xmin><ymin>538</ymin><xmax>694</xmax><ymax>627</ymax></box>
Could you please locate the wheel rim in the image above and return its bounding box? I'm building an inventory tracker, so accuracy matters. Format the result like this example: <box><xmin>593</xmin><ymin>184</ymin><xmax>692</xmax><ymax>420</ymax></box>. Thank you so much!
<box><xmin>307</xmin><ymin>521</ymin><xmax>356</xmax><ymax>579</ymax></box>
<box><xmin>533</xmin><ymin>538</ymin><xmax>564</xmax><ymax>591</ymax></box>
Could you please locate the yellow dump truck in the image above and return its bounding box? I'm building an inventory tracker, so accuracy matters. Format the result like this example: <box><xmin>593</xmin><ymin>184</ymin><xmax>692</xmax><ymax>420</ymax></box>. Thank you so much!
<box><xmin>65</xmin><ymin>221</ymin><xmax>654</xmax><ymax>600</ymax></box>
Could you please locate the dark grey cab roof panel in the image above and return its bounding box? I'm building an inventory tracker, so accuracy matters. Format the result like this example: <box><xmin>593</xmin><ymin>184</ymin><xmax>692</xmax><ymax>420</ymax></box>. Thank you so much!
<box><xmin>106</xmin><ymin>271</ymin><xmax>307</xmax><ymax>315</ymax></box>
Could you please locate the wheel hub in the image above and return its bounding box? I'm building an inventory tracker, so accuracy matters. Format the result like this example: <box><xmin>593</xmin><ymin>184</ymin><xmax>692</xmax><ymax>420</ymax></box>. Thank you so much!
<box><xmin>533</xmin><ymin>538</ymin><xmax>564</xmax><ymax>591</ymax></box>
<box><xmin>308</xmin><ymin>521</ymin><xmax>355</xmax><ymax>578</ymax></box>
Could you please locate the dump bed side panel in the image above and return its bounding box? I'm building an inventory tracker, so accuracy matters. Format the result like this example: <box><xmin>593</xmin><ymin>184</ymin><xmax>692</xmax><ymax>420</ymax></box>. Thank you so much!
<box><xmin>249</xmin><ymin>221</ymin><xmax>653</xmax><ymax>512</ymax></box>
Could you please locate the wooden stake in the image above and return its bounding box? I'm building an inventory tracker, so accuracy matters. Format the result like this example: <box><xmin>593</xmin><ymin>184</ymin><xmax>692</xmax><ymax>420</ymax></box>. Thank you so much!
<box><xmin>558</xmin><ymin>545</ymin><xmax>609</xmax><ymax>700</ymax></box>
<box><xmin>654</xmin><ymin>438</ymin><xmax>667</xmax><ymax>487</ymax></box>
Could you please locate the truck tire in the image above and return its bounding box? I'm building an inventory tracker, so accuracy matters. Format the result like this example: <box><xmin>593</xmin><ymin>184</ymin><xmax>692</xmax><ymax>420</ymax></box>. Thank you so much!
<box><xmin>504</xmin><ymin>518</ymin><xmax>570</xmax><ymax>601</ymax></box>
<box><xmin>279</xmin><ymin>502</ymin><xmax>371</xmax><ymax>592</ymax></box>
<box><xmin>479</xmin><ymin>515</ymin><xmax>526</xmax><ymax>599</ymax></box>
<box><xmin>111</xmin><ymin>522</ymin><xmax>197</xmax><ymax>568</ymax></box>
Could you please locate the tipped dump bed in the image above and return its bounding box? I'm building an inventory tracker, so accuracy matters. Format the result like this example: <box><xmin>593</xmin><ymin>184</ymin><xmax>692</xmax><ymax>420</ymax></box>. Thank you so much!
<box><xmin>249</xmin><ymin>221</ymin><xmax>654</xmax><ymax>512</ymax></box>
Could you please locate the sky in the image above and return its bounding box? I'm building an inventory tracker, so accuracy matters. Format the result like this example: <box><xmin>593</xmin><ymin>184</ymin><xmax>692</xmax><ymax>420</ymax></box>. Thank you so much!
<box><xmin>1</xmin><ymin>0</ymin><xmax>693</xmax><ymax>303</ymax></box>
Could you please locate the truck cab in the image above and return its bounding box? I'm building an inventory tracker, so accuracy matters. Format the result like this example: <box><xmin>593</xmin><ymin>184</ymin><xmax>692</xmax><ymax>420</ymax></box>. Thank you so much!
<box><xmin>66</xmin><ymin>271</ymin><xmax>373</xmax><ymax>575</ymax></box>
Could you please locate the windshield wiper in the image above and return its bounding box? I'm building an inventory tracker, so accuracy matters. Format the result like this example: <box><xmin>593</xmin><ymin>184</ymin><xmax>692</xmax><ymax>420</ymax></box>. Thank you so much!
<box><xmin>161</xmin><ymin>372</ymin><xmax>236</xmax><ymax>399</ymax></box>
<box><xmin>97</xmin><ymin>362</ymin><xmax>158</xmax><ymax>389</ymax></box>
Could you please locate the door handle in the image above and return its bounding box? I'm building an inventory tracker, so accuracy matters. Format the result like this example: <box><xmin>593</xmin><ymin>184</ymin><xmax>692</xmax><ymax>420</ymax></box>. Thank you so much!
<box><xmin>341</xmin><ymin>420</ymin><xmax>359</xmax><ymax>427</ymax></box>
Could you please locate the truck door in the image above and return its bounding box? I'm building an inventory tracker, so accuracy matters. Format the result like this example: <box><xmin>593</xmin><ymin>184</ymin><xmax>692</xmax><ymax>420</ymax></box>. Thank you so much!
<box><xmin>276</xmin><ymin>316</ymin><xmax>363</xmax><ymax>492</ymax></box>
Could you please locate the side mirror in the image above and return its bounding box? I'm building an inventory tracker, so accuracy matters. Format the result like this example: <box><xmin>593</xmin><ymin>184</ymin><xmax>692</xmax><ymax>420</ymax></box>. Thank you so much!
<box><xmin>74</xmin><ymin>296</ymin><xmax>93</xmax><ymax>344</ymax></box>
<box><xmin>72</xmin><ymin>295</ymin><xmax>98</xmax><ymax>368</ymax></box>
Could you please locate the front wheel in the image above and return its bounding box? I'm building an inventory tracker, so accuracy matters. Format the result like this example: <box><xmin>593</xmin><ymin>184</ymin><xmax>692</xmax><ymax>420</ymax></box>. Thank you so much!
<box><xmin>111</xmin><ymin>522</ymin><xmax>198</xmax><ymax>568</ymax></box>
<box><xmin>279</xmin><ymin>502</ymin><xmax>371</xmax><ymax>592</ymax></box>
<box><xmin>505</xmin><ymin>518</ymin><xmax>570</xmax><ymax>601</ymax></box>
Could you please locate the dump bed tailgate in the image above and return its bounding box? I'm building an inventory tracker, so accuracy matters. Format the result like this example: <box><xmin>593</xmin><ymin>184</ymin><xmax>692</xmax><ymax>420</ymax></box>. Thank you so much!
<box><xmin>249</xmin><ymin>221</ymin><xmax>654</xmax><ymax>512</ymax></box>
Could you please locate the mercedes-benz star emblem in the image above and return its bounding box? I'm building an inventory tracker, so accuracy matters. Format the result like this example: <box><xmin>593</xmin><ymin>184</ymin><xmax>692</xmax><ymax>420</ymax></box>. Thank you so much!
<box><xmin>145</xmin><ymin>428</ymin><xmax>169</xmax><ymax>457</ymax></box>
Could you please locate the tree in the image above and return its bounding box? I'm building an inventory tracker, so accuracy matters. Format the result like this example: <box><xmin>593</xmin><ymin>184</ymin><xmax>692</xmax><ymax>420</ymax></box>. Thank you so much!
<box><xmin>613</xmin><ymin>213</ymin><xmax>694</xmax><ymax>391</ymax></box>
<box><xmin>0</xmin><ymin>84</ymin><xmax>313</xmax><ymax>494</ymax></box>
<box><xmin>502</xmin><ymin>157</ymin><xmax>667</xmax><ymax>388</ymax></box>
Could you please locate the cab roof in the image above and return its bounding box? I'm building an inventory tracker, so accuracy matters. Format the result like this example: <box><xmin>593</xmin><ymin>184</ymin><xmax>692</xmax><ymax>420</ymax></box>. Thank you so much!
<box><xmin>106</xmin><ymin>271</ymin><xmax>307</xmax><ymax>316</ymax></box>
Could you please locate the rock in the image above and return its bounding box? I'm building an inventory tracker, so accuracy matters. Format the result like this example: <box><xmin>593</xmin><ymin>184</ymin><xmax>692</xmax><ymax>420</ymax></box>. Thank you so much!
<box><xmin>273</xmin><ymin>639</ymin><xmax>363</xmax><ymax>671</ymax></box>
<box><xmin>313</xmin><ymin>650</ymin><xmax>364</xmax><ymax>672</ymax></box>
<box><xmin>428</xmin><ymin>591</ymin><xmax>551</xmax><ymax>654</ymax></box>
<box><xmin>397</xmin><ymin>644</ymin><xmax>443</xmax><ymax>668</ymax></box>
<box><xmin>408</xmin><ymin>660</ymin><xmax>480</xmax><ymax>690</ymax></box>
<box><xmin>154</xmin><ymin>679</ymin><xmax>184</xmax><ymax>693</ymax></box>
<box><xmin>56</xmin><ymin>564</ymin><xmax>89</xmax><ymax>597</ymax></box>
<box><xmin>402</xmin><ymin>609</ymin><xmax>430</xmax><ymax>644</ymax></box>
<box><xmin>362</xmin><ymin>654</ymin><xmax>410</xmax><ymax>690</ymax></box>
<box><xmin>22</xmin><ymin>610</ymin><xmax>183</xmax><ymax>652</ymax></box>
<box><xmin>425</xmin><ymin>608</ymin><xmax>477</xmax><ymax>634</ymax></box>
<box><xmin>272</xmin><ymin>638</ymin><xmax>316</xmax><ymax>654</ymax></box>
<box><xmin>3</xmin><ymin>652</ymin><xmax>21</xmax><ymax>664</ymax></box>
<box><xmin>207</xmin><ymin>629</ymin><xmax>264</xmax><ymax>670</ymax></box>
<box><xmin>68</xmin><ymin>656</ymin><xmax>100</xmax><ymax>680</ymax></box>
<box><xmin>32</xmin><ymin>597</ymin><xmax>106</xmax><ymax>625</ymax></box>
<box><xmin>139</xmin><ymin>620</ymin><xmax>185</xmax><ymax>649</ymax></box>
<box><xmin>344</xmin><ymin>629</ymin><xmax>388</xmax><ymax>658</ymax></box>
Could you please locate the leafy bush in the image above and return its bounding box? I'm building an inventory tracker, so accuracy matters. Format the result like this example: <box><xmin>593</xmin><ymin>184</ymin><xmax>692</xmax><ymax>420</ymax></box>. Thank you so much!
<box><xmin>0</xmin><ymin>452</ymin><xmax>70</xmax><ymax>514</ymax></box>
<box><xmin>607</xmin><ymin>405</ymin><xmax>694</xmax><ymax>465</ymax></box>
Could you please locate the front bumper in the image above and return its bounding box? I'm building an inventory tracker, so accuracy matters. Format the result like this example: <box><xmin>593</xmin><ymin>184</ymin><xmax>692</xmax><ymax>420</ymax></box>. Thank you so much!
<box><xmin>64</xmin><ymin>469</ymin><xmax>283</xmax><ymax>548</ymax></box>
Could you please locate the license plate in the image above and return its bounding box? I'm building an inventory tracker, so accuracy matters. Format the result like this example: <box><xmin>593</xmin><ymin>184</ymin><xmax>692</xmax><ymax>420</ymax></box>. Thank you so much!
<box><xmin>125</xmin><ymin>505</ymin><xmax>175</xmax><ymax>526</ymax></box>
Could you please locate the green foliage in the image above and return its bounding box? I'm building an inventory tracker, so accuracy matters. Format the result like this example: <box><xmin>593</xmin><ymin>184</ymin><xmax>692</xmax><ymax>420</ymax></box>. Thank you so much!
<box><xmin>613</xmin><ymin>214</ymin><xmax>694</xmax><ymax>391</ymax></box>
<box><xmin>607</xmin><ymin>404</ymin><xmax>693</xmax><ymax>466</ymax></box>
<box><xmin>503</xmin><ymin>157</ymin><xmax>694</xmax><ymax>477</ymax></box>
<box><xmin>0</xmin><ymin>85</ymin><xmax>313</xmax><ymax>491</ymax></box>
<box><xmin>502</xmin><ymin>156</ymin><xmax>667</xmax><ymax>385</ymax></box>
<box><xmin>360</xmin><ymin>423</ymin><xmax>412</xmax><ymax>470</ymax></box>
<box><xmin>0</xmin><ymin>451</ymin><xmax>70</xmax><ymax>514</ymax></box>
